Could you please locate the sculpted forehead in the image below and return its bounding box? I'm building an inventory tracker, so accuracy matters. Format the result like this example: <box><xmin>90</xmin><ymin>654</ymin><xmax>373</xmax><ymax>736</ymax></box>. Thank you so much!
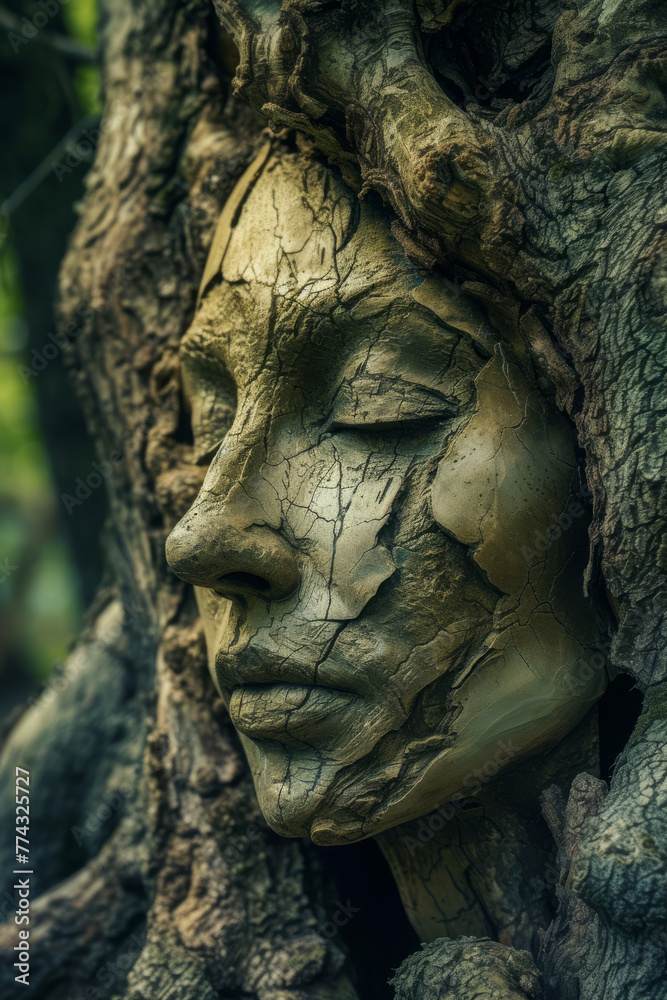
<box><xmin>221</xmin><ymin>153</ymin><xmax>357</xmax><ymax>296</ymax></box>
<box><xmin>218</xmin><ymin>150</ymin><xmax>420</xmax><ymax>300</ymax></box>
<box><xmin>186</xmin><ymin>148</ymin><xmax>500</xmax><ymax>389</ymax></box>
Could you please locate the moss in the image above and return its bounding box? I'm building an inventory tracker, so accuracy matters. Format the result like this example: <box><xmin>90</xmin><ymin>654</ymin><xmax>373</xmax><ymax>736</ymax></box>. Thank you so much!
<box><xmin>548</xmin><ymin>159</ymin><xmax>572</xmax><ymax>183</ymax></box>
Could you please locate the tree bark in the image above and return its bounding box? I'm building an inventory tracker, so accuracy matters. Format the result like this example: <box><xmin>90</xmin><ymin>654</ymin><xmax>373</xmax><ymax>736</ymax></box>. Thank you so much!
<box><xmin>1</xmin><ymin>1</ymin><xmax>666</xmax><ymax>998</ymax></box>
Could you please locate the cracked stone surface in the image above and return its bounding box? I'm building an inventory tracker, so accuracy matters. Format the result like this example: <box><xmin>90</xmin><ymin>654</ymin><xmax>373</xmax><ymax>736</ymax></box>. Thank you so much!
<box><xmin>166</xmin><ymin>148</ymin><xmax>610</xmax><ymax>853</ymax></box>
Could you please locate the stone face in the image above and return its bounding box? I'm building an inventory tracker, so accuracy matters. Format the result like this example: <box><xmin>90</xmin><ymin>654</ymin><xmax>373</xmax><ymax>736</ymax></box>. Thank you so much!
<box><xmin>166</xmin><ymin>147</ymin><xmax>609</xmax><ymax>846</ymax></box>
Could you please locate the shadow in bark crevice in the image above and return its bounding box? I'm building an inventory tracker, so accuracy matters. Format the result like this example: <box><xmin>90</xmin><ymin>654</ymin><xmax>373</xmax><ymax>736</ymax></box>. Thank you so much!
<box><xmin>314</xmin><ymin>837</ymin><xmax>419</xmax><ymax>1000</ymax></box>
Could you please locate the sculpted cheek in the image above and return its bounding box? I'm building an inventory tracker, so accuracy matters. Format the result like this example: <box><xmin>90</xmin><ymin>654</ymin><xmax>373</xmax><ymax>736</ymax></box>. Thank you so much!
<box><xmin>262</xmin><ymin>435</ymin><xmax>402</xmax><ymax>620</ymax></box>
<box><xmin>430</xmin><ymin>344</ymin><xmax>577</xmax><ymax>595</ymax></box>
<box><xmin>325</xmin><ymin>472</ymin><xmax>401</xmax><ymax>619</ymax></box>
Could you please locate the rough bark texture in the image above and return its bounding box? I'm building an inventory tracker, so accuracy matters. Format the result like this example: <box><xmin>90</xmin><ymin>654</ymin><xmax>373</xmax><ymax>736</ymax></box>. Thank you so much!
<box><xmin>0</xmin><ymin>1</ymin><xmax>665</xmax><ymax>998</ymax></box>
<box><xmin>390</xmin><ymin>937</ymin><xmax>544</xmax><ymax>1000</ymax></box>
<box><xmin>2</xmin><ymin>1</ymin><xmax>359</xmax><ymax>998</ymax></box>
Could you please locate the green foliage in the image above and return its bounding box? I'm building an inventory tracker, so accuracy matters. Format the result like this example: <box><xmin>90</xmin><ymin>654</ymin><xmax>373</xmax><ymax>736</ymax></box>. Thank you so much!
<box><xmin>0</xmin><ymin>210</ymin><xmax>81</xmax><ymax>682</ymax></box>
<box><xmin>63</xmin><ymin>0</ymin><xmax>102</xmax><ymax>114</ymax></box>
<box><xmin>0</xmin><ymin>0</ymin><xmax>105</xmax><ymax>693</ymax></box>
<box><xmin>62</xmin><ymin>0</ymin><xmax>98</xmax><ymax>47</ymax></box>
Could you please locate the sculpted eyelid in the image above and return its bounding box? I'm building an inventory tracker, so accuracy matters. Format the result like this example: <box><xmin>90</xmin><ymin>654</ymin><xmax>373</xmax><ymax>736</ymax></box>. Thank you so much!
<box><xmin>332</xmin><ymin>380</ymin><xmax>457</xmax><ymax>413</ymax></box>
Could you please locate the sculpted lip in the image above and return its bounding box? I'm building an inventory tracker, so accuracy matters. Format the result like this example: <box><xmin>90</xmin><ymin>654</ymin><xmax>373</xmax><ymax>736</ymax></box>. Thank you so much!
<box><xmin>214</xmin><ymin>648</ymin><xmax>366</xmax><ymax>697</ymax></box>
<box><xmin>228</xmin><ymin>682</ymin><xmax>360</xmax><ymax>739</ymax></box>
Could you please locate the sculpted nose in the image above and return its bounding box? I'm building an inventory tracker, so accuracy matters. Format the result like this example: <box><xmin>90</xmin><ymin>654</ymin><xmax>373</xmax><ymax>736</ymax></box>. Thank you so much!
<box><xmin>166</xmin><ymin>502</ymin><xmax>301</xmax><ymax>602</ymax></box>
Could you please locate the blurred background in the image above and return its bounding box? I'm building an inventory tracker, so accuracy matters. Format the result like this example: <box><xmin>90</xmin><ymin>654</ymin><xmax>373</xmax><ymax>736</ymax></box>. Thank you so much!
<box><xmin>0</xmin><ymin>0</ymin><xmax>105</xmax><ymax>724</ymax></box>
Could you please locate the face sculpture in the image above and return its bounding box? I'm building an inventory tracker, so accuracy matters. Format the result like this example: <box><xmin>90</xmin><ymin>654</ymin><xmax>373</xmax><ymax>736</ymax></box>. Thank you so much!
<box><xmin>166</xmin><ymin>147</ymin><xmax>608</xmax><ymax>846</ymax></box>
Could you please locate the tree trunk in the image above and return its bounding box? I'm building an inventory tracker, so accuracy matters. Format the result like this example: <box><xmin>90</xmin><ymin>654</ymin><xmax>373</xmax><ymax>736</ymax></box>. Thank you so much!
<box><xmin>1</xmin><ymin>1</ymin><xmax>666</xmax><ymax>998</ymax></box>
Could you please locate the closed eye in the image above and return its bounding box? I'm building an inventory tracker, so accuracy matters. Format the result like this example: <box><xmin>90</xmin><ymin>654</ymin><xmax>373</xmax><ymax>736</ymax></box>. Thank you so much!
<box><xmin>328</xmin><ymin>413</ymin><xmax>455</xmax><ymax>436</ymax></box>
<box><xmin>328</xmin><ymin>375</ymin><xmax>458</xmax><ymax>432</ymax></box>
